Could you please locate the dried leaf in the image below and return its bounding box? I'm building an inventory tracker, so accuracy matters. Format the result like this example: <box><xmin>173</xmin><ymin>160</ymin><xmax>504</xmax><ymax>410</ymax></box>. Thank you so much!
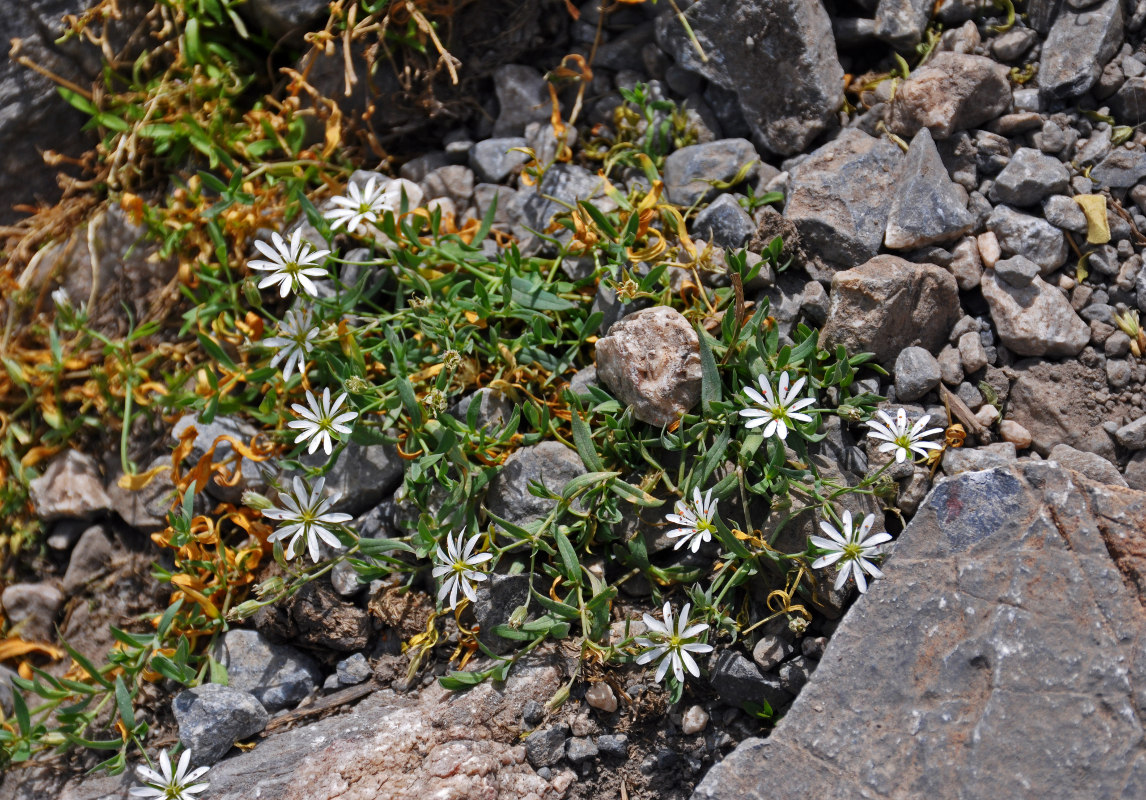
<box><xmin>1074</xmin><ymin>194</ymin><xmax>1111</xmax><ymax>244</ymax></box>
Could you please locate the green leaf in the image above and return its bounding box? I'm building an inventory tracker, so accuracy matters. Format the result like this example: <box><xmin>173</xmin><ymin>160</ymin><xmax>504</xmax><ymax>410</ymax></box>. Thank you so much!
<box><xmin>579</xmin><ymin>200</ymin><xmax>618</xmax><ymax>240</ymax></box>
<box><xmin>357</xmin><ymin>538</ymin><xmax>416</xmax><ymax>556</ymax></box>
<box><xmin>60</xmin><ymin>638</ymin><xmax>112</xmax><ymax>689</ymax></box>
<box><xmin>697</xmin><ymin>327</ymin><xmax>722</xmax><ymax>414</ymax></box>
<box><xmin>114</xmin><ymin>676</ymin><xmax>136</xmax><ymax>730</ymax></box>
<box><xmin>209</xmin><ymin>655</ymin><xmax>229</xmax><ymax>685</ymax></box>
<box><xmin>553</xmin><ymin>527</ymin><xmax>581</xmax><ymax>583</ymax></box>
<box><xmin>509</xmin><ymin>276</ymin><xmax>575</xmax><ymax>311</ymax></box>
<box><xmin>156</xmin><ymin>598</ymin><xmax>183</xmax><ymax>639</ymax></box>
<box><xmin>57</xmin><ymin>87</ymin><xmax>98</xmax><ymax>115</ymax></box>
<box><xmin>696</xmin><ymin>426</ymin><xmax>731</xmax><ymax>486</ymax></box>
<box><xmin>12</xmin><ymin>691</ymin><xmax>30</xmax><ymax>737</ymax></box>
<box><xmin>560</xmin><ymin>470</ymin><xmax>618</xmax><ymax>500</ymax></box>
<box><xmin>609</xmin><ymin>479</ymin><xmax>663</xmax><ymax>507</ymax></box>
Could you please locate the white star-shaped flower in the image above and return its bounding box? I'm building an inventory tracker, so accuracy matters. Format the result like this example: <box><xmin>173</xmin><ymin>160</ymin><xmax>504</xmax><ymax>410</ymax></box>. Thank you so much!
<box><xmin>325</xmin><ymin>177</ymin><xmax>424</xmax><ymax>236</ymax></box>
<box><xmin>288</xmin><ymin>387</ymin><xmax>357</xmax><ymax>455</ymax></box>
<box><xmin>432</xmin><ymin>528</ymin><xmax>493</xmax><ymax>610</ymax></box>
<box><xmin>262</xmin><ymin>307</ymin><xmax>318</xmax><ymax>382</ymax></box>
<box><xmin>738</xmin><ymin>371</ymin><xmax>816</xmax><ymax>441</ymax></box>
<box><xmin>263</xmin><ymin>476</ymin><xmax>352</xmax><ymax>563</ymax></box>
<box><xmin>635</xmin><ymin>601</ymin><xmax>713</xmax><ymax>684</ymax></box>
<box><xmin>810</xmin><ymin>509</ymin><xmax>892</xmax><ymax>594</ymax></box>
<box><xmin>248</xmin><ymin>229</ymin><xmax>331</xmax><ymax>298</ymax></box>
<box><xmin>866</xmin><ymin>407</ymin><xmax>944</xmax><ymax>463</ymax></box>
<box><xmin>130</xmin><ymin>748</ymin><xmax>209</xmax><ymax>800</ymax></box>
<box><xmin>665</xmin><ymin>486</ymin><xmax>718</xmax><ymax>553</ymax></box>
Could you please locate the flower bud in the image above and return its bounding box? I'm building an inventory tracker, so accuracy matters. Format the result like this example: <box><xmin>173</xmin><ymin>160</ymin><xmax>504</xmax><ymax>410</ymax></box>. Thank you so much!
<box><xmin>345</xmin><ymin>375</ymin><xmax>370</xmax><ymax>394</ymax></box>
<box><xmin>507</xmin><ymin>604</ymin><xmax>529</xmax><ymax>629</ymax></box>
<box><xmin>242</xmin><ymin>277</ymin><xmax>263</xmax><ymax>308</ymax></box>
<box><xmin>242</xmin><ymin>490</ymin><xmax>274</xmax><ymax>510</ymax></box>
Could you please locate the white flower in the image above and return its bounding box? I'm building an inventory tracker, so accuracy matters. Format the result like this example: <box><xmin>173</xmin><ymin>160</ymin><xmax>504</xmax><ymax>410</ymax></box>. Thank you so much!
<box><xmin>131</xmin><ymin>748</ymin><xmax>209</xmax><ymax>800</ymax></box>
<box><xmin>810</xmin><ymin>509</ymin><xmax>892</xmax><ymax>594</ymax></box>
<box><xmin>635</xmin><ymin>602</ymin><xmax>713</xmax><ymax>684</ymax></box>
<box><xmin>325</xmin><ymin>176</ymin><xmax>424</xmax><ymax>236</ymax></box>
<box><xmin>288</xmin><ymin>387</ymin><xmax>357</xmax><ymax>455</ymax></box>
<box><xmin>738</xmin><ymin>371</ymin><xmax>816</xmax><ymax>441</ymax></box>
<box><xmin>432</xmin><ymin>528</ymin><xmax>493</xmax><ymax>610</ymax></box>
<box><xmin>866</xmin><ymin>407</ymin><xmax>945</xmax><ymax>464</ymax></box>
<box><xmin>262</xmin><ymin>308</ymin><xmax>318</xmax><ymax>381</ymax></box>
<box><xmin>263</xmin><ymin>476</ymin><xmax>352</xmax><ymax>563</ymax></box>
<box><xmin>665</xmin><ymin>486</ymin><xmax>718</xmax><ymax>553</ymax></box>
<box><xmin>248</xmin><ymin>229</ymin><xmax>331</xmax><ymax>298</ymax></box>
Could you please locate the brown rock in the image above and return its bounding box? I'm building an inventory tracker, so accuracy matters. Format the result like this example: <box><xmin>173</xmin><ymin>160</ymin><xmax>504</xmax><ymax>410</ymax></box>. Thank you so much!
<box><xmin>820</xmin><ymin>255</ymin><xmax>961</xmax><ymax>367</ymax></box>
<box><xmin>29</xmin><ymin>450</ymin><xmax>111</xmax><ymax>522</ymax></box>
<box><xmin>1005</xmin><ymin>358</ymin><xmax>1119</xmax><ymax>458</ymax></box>
<box><xmin>889</xmin><ymin>52</ymin><xmax>1012</xmax><ymax>139</ymax></box>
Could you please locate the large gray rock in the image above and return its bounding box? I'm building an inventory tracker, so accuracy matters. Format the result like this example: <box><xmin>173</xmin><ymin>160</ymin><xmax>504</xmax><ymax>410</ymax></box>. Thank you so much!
<box><xmin>301</xmin><ymin>441</ymin><xmax>403</xmax><ymax>516</ymax></box>
<box><xmin>693</xmin><ymin>462</ymin><xmax>1146</xmax><ymax>800</ymax></box>
<box><xmin>874</xmin><ymin>0</ymin><xmax>933</xmax><ymax>48</ymax></box>
<box><xmin>989</xmin><ymin>148</ymin><xmax>1070</xmax><ymax>207</ymax></box>
<box><xmin>980</xmin><ymin>272</ymin><xmax>1090</xmax><ymax>357</ymax></box>
<box><xmin>468</xmin><ymin>138</ymin><xmax>530</xmax><ymax>183</ymax></box>
<box><xmin>1006</xmin><ymin>359</ymin><xmax>1117</xmax><ymax>458</ymax></box>
<box><xmin>1038</xmin><ymin>0</ymin><xmax>1124</xmax><ymax>102</ymax></box>
<box><xmin>663</xmin><ymin>139</ymin><xmax>759</xmax><ymax>207</ymax></box>
<box><xmin>986</xmin><ymin>205</ymin><xmax>1068</xmax><ymax>273</ymax></box>
<box><xmin>888</xmin><ymin>52</ymin><xmax>1012</xmax><ymax>139</ymax></box>
<box><xmin>595</xmin><ymin>306</ymin><xmax>703</xmax><ymax>426</ymax></box>
<box><xmin>211</xmin><ymin>630</ymin><xmax>321</xmax><ymax>713</ymax></box>
<box><xmin>519</xmin><ymin>164</ymin><xmax>610</xmax><ymax>247</ymax></box>
<box><xmin>1049</xmin><ymin>443</ymin><xmax>1127</xmax><ymax>486</ymax></box>
<box><xmin>884</xmin><ymin>127</ymin><xmax>974</xmax><ymax>250</ymax></box>
<box><xmin>821</xmin><ymin>255</ymin><xmax>961</xmax><ymax>367</ymax></box>
<box><xmin>0</xmin><ymin>583</ymin><xmax>63</xmax><ymax>643</ymax></box>
<box><xmin>1089</xmin><ymin>149</ymin><xmax>1146</xmax><ymax>189</ymax></box>
<box><xmin>692</xmin><ymin>194</ymin><xmax>755</xmax><ymax>249</ymax></box>
<box><xmin>491</xmin><ymin>65</ymin><xmax>550</xmax><ymax>137</ymax></box>
<box><xmin>28</xmin><ymin>450</ymin><xmax>111</xmax><ymax>522</ymax></box>
<box><xmin>172</xmin><ymin>683</ymin><xmax>269</xmax><ymax>765</ymax></box>
<box><xmin>709</xmin><ymin>650</ymin><xmax>791</xmax><ymax>711</ymax></box>
<box><xmin>654</xmin><ymin>0</ymin><xmax>843</xmax><ymax>156</ymax></box>
<box><xmin>785</xmin><ymin>129</ymin><xmax>904</xmax><ymax>271</ymax></box>
<box><xmin>243</xmin><ymin>0</ymin><xmax>330</xmax><ymax>38</ymax></box>
<box><xmin>34</xmin><ymin>652</ymin><xmax>569</xmax><ymax>800</ymax></box>
<box><xmin>485</xmin><ymin>441</ymin><xmax>587</xmax><ymax>526</ymax></box>
<box><xmin>473</xmin><ymin>572</ymin><xmax>533</xmax><ymax>655</ymax></box>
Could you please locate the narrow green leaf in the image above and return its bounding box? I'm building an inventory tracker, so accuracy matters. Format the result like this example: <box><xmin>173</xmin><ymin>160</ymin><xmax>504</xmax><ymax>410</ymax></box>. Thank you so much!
<box><xmin>697</xmin><ymin>327</ymin><xmax>721</xmax><ymax>414</ymax></box>
<box><xmin>114</xmin><ymin>676</ymin><xmax>136</xmax><ymax>729</ymax></box>
<box><xmin>553</xmin><ymin>527</ymin><xmax>581</xmax><ymax>583</ymax></box>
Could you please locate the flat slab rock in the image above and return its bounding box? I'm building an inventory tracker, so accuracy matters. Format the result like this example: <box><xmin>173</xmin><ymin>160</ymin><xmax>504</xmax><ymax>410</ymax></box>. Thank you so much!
<box><xmin>5</xmin><ymin>654</ymin><xmax>571</xmax><ymax>800</ymax></box>
<box><xmin>694</xmin><ymin>462</ymin><xmax>1146</xmax><ymax>800</ymax></box>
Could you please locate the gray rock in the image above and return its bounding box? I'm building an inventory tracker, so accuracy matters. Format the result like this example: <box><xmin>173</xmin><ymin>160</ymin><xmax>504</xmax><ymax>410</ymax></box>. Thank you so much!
<box><xmin>525</xmin><ymin>724</ymin><xmax>570</xmax><ymax>768</ymax></box>
<box><xmin>61</xmin><ymin>525</ymin><xmax>116</xmax><ymax>594</ymax></box>
<box><xmin>485</xmin><ymin>441</ymin><xmax>587</xmax><ymax>526</ymax></box>
<box><xmin>889</xmin><ymin>52</ymin><xmax>1012</xmax><ymax>139</ymax></box>
<box><xmin>474</xmin><ymin>572</ymin><xmax>532</xmax><ymax>655</ymax></box>
<box><xmin>1042</xmin><ymin>195</ymin><xmax>1089</xmax><ymax>234</ymax></box>
<box><xmin>171</xmin><ymin>415</ymin><xmax>267</xmax><ymax>504</ymax></box>
<box><xmin>938</xmin><ymin>345</ymin><xmax>965</xmax><ymax>386</ymax></box>
<box><xmin>172</xmin><ymin>683</ymin><xmax>269</xmax><ymax>765</ymax></box>
<box><xmin>520</xmin><ymin>164</ymin><xmax>610</xmax><ymax>246</ymax></box>
<box><xmin>884</xmin><ymin>128</ymin><xmax>974</xmax><ymax>250</ymax></box>
<box><xmin>709</xmin><ymin>650</ymin><xmax>791</xmax><ymax>711</ymax></box>
<box><xmin>1</xmin><ymin>583</ymin><xmax>63</xmax><ymax>643</ymax></box>
<box><xmin>1105</xmin><ymin>331</ymin><xmax>1131</xmax><ymax>358</ymax></box>
<box><xmin>1039</xmin><ymin>0</ymin><xmax>1124</xmax><ymax>102</ymax></box>
<box><xmin>948</xmin><ymin>237</ymin><xmax>983</xmax><ymax>290</ymax></box>
<box><xmin>569</xmin><ymin>365</ymin><xmax>599</xmax><ymax>396</ymax></box>
<box><xmin>663</xmin><ymin>138</ymin><xmax>759</xmax><ymax>206</ymax></box>
<box><xmin>692</xmin><ymin>194</ymin><xmax>755</xmax><ymax>249</ymax></box>
<box><xmin>399</xmin><ymin>152</ymin><xmax>450</xmax><ymax>183</ymax></box>
<box><xmin>211</xmin><ymin>629</ymin><xmax>321</xmax><ymax>713</ymax></box>
<box><xmin>778</xmin><ymin>656</ymin><xmax>812</xmax><ymax>694</ymax></box>
<box><xmin>821</xmin><ymin>255</ymin><xmax>961</xmax><ymax>368</ymax></box>
<box><xmin>989</xmin><ymin>148</ymin><xmax>1070</xmax><ymax>206</ymax></box>
<box><xmin>654</xmin><ymin>0</ymin><xmax>843</xmax><ymax>156</ymax></box>
<box><xmin>958</xmin><ymin>331</ymin><xmax>989</xmax><ymax>374</ymax></box>
<box><xmin>105</xmin><ymin>455</ymin><xmax>175</xmax><ymax>533</ymax></box>
<box><xmin>751</xmin><ymin>635</ymin><xmax>796</xmax><ymax>672</ymax></box>
<box><xmin>894</xmin><ymin>347</ymin><xmax>942</xmax><ymax>401</ymax></box>
<box><xmin>596</xmin><ymin>733</ymin><xmax>629</xmax><ymax>758</ymax></box>
<box><xmin>1090</xmin><ymin>149</ymin><xmax>1146</xmax><ymax>189</ymax></box>
<box><xmin>941</xmin><ymin>442</ymin><xmax>1018</xmax><ymax>474</ymax></box>
<box><xmin>1049</xmin><ymin>443</ymin><xmax>1127</xmax><ymax>486</ymax></box>
<box><xmin>595</xmin><ymin>306</ymin><xmax>703</xmax><ymax>426</ymax></box>
<box><xmin>420</xmin><ymin>165</ymin><xmax>474</xmax><ymax>208</ymax></box>
<box><xmin>565</xmin><ymin>737</ymin><xmax>599</xmax><ymax>765</ymax></box>
<box><xmin>28</xmin><ymin>450</ymin><xmax>111</xmax><ymax>522</ymax></box>
<box><xmin>300</xmin><ymin>441</ymin><xmax>403</xmax><ymax>516</ymax></box>
<box><xmin>986</xmin><ymin>205</ymin><xmax>1068</xmax><ymax>273</ymax></box>
<box><xmin>993</xmin><ymin>255</ymin><xmax>1041</xmax><ymax>288</ymax></box>
<box><xmin>991</xmin><ymin>27</ymin><xmax>1039</xmax><ymax>61</ymax></box>
<box><xmin>785</xmin><ymin>129</ymin><xmax>904</xmax><ymax>271</ymax></box>
<box><xmin>981</xmin><ymin>272</ymin><xmax>1090</xmax><ymax>357</ymax></box>
<box><xmin>335</xmin><ymin>653</ymin><xmax>372</xmax><ymax>686</ymax></box>
<box><xmin>1006</xmin><ymin>359</ymin><xmax>1115</xmax><ymax>458</ymax></box>
<box><xmin>452</xmin><ymin>387</ymin><xmax>514</xmax><ymax>432</ymax></box>
<box><xmin>693</xmin><ymin>463</ymin><xmax>1146</xmax><ymax>800</ymax></box>
<box><xmin>472</xmin><ymin>182</ymin><xmax>521</xmax><ymax>228</ymax></box>
<box><xmin>492</xmin><ymin>65</ymin><xmax>550</xmax><ymax>137</ymax></box>
<box><xmin>1114</xmin><ymin>416</ymin><xmax>1146</xmax><ymax>450</ymax></box>
<box><xmin>244</xmin><ymin>0</ymin><xmax>329</xmax><ymax>38</ymax></box>
<box><xmin>1112</xmin><ymin>76</ymin><xmax>1146</xmax><ymax>124</ymax></box>
<box><xmin>874</xmin><ymin>0</ymin><xmax>933</xmax><ymax>48</ymax></box>
<box><xmin>468</xmin><ymin>138</ymin><xmax>529</xmax><ymax>183</ymax></box>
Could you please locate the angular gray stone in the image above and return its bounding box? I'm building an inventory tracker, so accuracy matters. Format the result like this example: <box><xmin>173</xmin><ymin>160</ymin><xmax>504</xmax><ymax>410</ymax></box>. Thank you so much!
<box><xmin>654</xmin><ymin>0</ymin><xmax>843</xmax><ymax>156</ymax></box>
<box><xmin>884</xmin><ymin>128</ymin><xmax>974</xmax><ymax>250</ymax></box>
<box><xmin>989</xmin><ymin>148</ymin><xmax>1070</xmax><ymax>207</ymax></box>
<box><xmin>888</xmin><ymin>52</ymin><xmax>1012</xmax><ymax>139</ymax></box>
<box><xmin>1049</xmin><ymin>443</ymin><xmax>1127</xmax><ymax>486</ymax></box>
<box><xmin>821</xmin><ymin>255</ymin><xmax>961</xmax><ymax>368</ymax></box>
<box><xmin>520</xmin><ymin>164</ymin><xmax>610</xmax><ymax>242</ymax></box>
<box><xmin>993</xmin><ymin>255</ymin><xmax>1041</xmax><ymax>288</ymax></box>
<box><xmin>751</xmin><ymin>635</ymin><xmax>796</xmax><ymax>672</ymax></box>
<box><xmin>709</xmin><ymin>650</ymin><xmax>791</xmax><ymax>711</ymax></box>
<box><xmin>986</xmin><ymin>205</ymin><xmax>1068</xmax><ymax>273</ymax></box>
<box><xmin>485</xmin><ymin>441</ymin><xmax>587</xmax><ymax>526</ymax></box>
<box><xmin>991</xmin><ymin>27</ymin><xmax>1039</xmax><ymax>61</ymax></box>
<box><xmin>452</xmin><ymin>387</ymin><xmax>514</xmax><ymax>433</ymax></box>
<box><xmin>468</xmin><ymin>138</ymin><xmax>529</xmax><ymax>183</ymax></box>
<box><xmin>211</xmin><ymin>629</ymin><xmax>321</xmax><ymax>713</ymax></box>
<box><xmin>1114</xmin><ymin>416</ymin><xmax>1146</xmax><ymax>450</ymax></box>
<box><xmin>172</xmin><ymin>683</ymin><xmax>269</xmax><ymax>765</ymax></box>
<box><xmin>61</xmin><ymin>525</ymin><xmax>116</xmax><ymax>594</ymax></box>
<box><xmin>958</xmin><ymin>331</ymin><xmax>989</xmax><ymax>374</ymax></box>
<box><xmin>692</xmin><ymin>194</ymin><xmax>755</xmax><ymax>249</ymax></box>
<box><xmin>693</xmin><ymin>463</ymin><xmax>1146</xmax><ymax>800</ymax></box>
<box><xmin>28</xmin><ymin>450</ymin><xmax>111</xmax><ymax>523</ymax></box>
<box><xmin>1042</xmin><ymin>195</ymin><xmax>1089</xmax><ymax>234</ymax></box>
<box><xmin>335</xmin><ymin>653</ymin><xmax>371</xmax><ymax>686</ymax></box>
<box><xmin>1112</xmin><ymin>76</ymin><xmax>1146</xmax><ymax>124</ymax></box>
<box><xmin>1</xmin><ymin>583</ymin><xmax>63</xmax><ymax>643</ymax></box>
<box><xmin>894</xmin><ymin>346</ymin><xmax>942</xmax><ymax>401</ymax></box>
<box><xmin>874</xmin><ymin>0</ymin><xmax>933</xmax><ymax>48</ymax></box>
<box><xmin>785</xmin><ymin>129</ymin><xmax>904</xmax><ymax>270</ymax></box>
<box><xmin>596</xmin><ymin>733</ymin><xmax>629</xmax><ymax>758</ymax></box>
<box><xmin>525</xmin><ymin>724</ymin><xmax>570</xmax><ymax>768</ymax></box>
<box><xmin>1038</xmin><ymin>0</ymin><xmax>1124</xmax><ymax>102</ymax></box>
<box><xmin>300</xmin><ymin>441</ymin><xmax>403</xmax><ymax>516</ymax></box>
<box><xmin>981</xmin><ymin>272</ymin><xmax>1089</xmax><ymax>357</ymax></box>
<box><xmin>595</xmin><ymin>306</ymin><xmax>703</xmax><ymax>426</ymax></box>
<box><xmin>565</xmin><ymin>737</ymin><xmax>599</xmax><ymax>765</ymax></box>
<box><xmin>492</xmin><ymin>65</ymin><xmax>550</xmax><ymax>137</ymax></box>
<box><xmin>1089</xmin><ymin>149</ymin><xmax>1146</xmax><ymax>189</ymax></box>
<box><xmin>474</xmin><ymin>572</ymin><xmax>533</xmax><ymax>655</ymax></box>
<box><xmin>941</xmin><ymin>441</ymin><xmax>1017</xmax><ymax>474</ymax></box>
<box><xmin>663</xmin><ymin>139</ymin><xmax>759</xmax><ymax>206</ymax></box>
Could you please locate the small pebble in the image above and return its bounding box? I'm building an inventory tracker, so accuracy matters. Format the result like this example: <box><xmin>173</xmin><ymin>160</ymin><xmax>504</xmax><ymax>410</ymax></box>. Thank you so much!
<box><xmin>681</xmin><ymin>704</ymin><xmax>709</xmax><ymax>735</ymax></box>
<box><xmin>596</xmin><ymin>734</ymin><xmax>629</xmax><ymax>758</ymax></box>
<box><xmin>584</xmin><ymin>682</ymin><xmax>618</xmax><ymax>713</ymax></box>
<box><xmin>974</xmin><ymin>405</ymin><xmax>1000</xmax><ymax>427</ymax></box>
<box><xmin>976</xmin><ymin>231</ymin><xmax>1001</xmax><ymax>269</ymax></box>
<box><xmin>999</xmin><ymin>420</ymin><xmax>1033</xmax><ymax>449</ymax></box>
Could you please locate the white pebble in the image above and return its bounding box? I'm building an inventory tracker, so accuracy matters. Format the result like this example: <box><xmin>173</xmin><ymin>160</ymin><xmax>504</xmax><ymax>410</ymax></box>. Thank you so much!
<box><xmin>977</xmin><ymin>231</ymin><xmax>1001</xmax><ymax>269</ymax></box>
<box><xmin>681</xmin><ymin>704</ymin><xmax>709</xmax><ymax>735</ymax></box>
<box><xmin>585</xmin><ymin>682</ymin><xmax>618</xmax><ymax>713</ymax></box>
<box><xmin>999</xmin><ymin>419</ymin><xmax>1033</xmax><ymax>449</ymax></box>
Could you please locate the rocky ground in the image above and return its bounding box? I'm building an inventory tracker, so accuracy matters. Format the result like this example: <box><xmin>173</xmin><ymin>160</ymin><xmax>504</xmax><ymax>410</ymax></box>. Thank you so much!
<box><xmin>7</xmin><ymin>0</ymin><xmax>1146</xmax><ymax>798</ymax></box>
